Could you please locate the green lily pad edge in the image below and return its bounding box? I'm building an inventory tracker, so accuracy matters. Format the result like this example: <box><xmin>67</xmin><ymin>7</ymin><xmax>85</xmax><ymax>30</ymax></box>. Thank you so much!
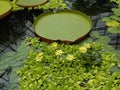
<box><xmin>0</xmin><ymin>0</ymin><xmax>12</xmax><ymax>19</ymax></box>
<box><xmin>34</xmin><ymin>9</ymin><xmax>92</xmax><ymax>44</ymax></box>
<box><xmin>16</xmin><ymin>0</ymin><xmax>48</xmax><ymax>7</ymax></box>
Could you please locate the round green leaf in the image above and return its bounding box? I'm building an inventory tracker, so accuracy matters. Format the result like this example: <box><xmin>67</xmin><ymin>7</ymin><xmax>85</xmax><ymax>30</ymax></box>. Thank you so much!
<box><xmin>16</xmin><ymin>0</ymin><xmax>48</xmax><ymax>7</ymax></box>
<box><xmin>34</xmin><ymin>10</ymin><xmax>92</xmax><ymax>43</ymax></box>
<box><xmin>0</xmin><ymin>0</ymin><xmax>12</xmax><ymax>19</ymax></box>
<box><xmin>90</xmin><ymin>31</ymin><xmax>100</xmax><ymax>38</ymax></box>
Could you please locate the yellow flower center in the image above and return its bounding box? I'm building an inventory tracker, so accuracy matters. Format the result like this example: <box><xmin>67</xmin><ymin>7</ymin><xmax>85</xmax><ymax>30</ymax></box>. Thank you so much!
<box><xmin>66</xmin><ymin>54</ymin><xmax>74</xmax><ymax>61</ymax></box>
<box><xmin>79</xmin><ymin>46</ymin><xmax>87</xmax><ymax>53</ymax></box>
<box><xmin>84</xmin><ymin>43</ymin><xmax>90</xmax><ymax>49</ymax></box>
<box><xmin>36</xmin><ymin>52</ymin><xmax>43</xmax><ymax>62</ymax></box>
<box><xmin>106</xmin><ymin>21</ymin><xmax>119</xmax><ymax>27</ymax></box>
<box><xmin>55</xmin><ymin>50</ymin><xmax>63</xmax><ymax>56</ymax></box>
<box><xmin>51</xmin><ymin>42</ymin><xmax>58</xmax><ymax>48</ymax></box>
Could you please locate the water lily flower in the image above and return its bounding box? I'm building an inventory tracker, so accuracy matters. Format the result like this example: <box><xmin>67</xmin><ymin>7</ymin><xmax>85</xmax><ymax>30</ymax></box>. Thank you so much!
<box><xmin>84</xmin><ymin>43</ymin><xmax>90</xmax><ymax>49</ymax></box>
<box><xmin>55</xmin><ymin>50</ymin><xmax>64</xmax><ymax>56</ymax></box>
<box><xmin>51</xmin><ymin>42</ymin><xmax>58</xmax><ymax>48</ymax></box>
<box><xmin>66</xmin><ymin>54</ymin><xmax>74</xmax><ymax>61</ymax></box>
<box><xmin>79</xmin><ymin>46</ymin><xmax>87</xmax><ymax>53</ymax></box>
<box><xmin>36</xmin><ymin>52</ymin><xmax>43</xmax><ymax>62</ymax></box>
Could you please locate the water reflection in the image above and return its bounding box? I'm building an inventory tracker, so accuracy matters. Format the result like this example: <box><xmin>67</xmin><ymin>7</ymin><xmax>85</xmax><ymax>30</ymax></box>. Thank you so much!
<box><xmin>0</xmin><ymin>11</ymin><xmax>26</xmax><ymax>45</ymax></box>
<box><xmin>72</xmin><ymin>0</ymin><xmax>116</xmax><ymax>15</ymax></box>
<box><xmin>0</xmin><ymin>9</ymin><xmax>43</xmax><ymax>45</ymax></box>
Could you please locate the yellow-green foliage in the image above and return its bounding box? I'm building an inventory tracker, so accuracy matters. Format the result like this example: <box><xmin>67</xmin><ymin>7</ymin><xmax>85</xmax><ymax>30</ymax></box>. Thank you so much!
<box><xmin>10</xmin><ymin>0</ymin><xmax>23</xmax><ymax>11</ymax></box>
<box><xmin>0</xmin><ymin>0</ymin><xmax>12</xmax><ymax>15</ymax></box>
<box><xmin>16</xmin><ymin>37</ymin><xmax>120</xmax><ymax>90</ymax></box>
<box><xmin>102</xmin><ymin>0</ymin><xmax>120</xmax><ymax>33</ymax></box>
<box><xmin>111</xmin><ymin>0</ymin><xmax>120</xmax><ymax>6</ymax></box>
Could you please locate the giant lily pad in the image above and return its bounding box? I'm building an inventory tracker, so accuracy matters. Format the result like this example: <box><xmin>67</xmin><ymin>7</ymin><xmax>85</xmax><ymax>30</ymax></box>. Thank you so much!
<box><xmin>16</xmin><ymin>0</ymin><xmax>48</xmax><ymax>7</ymax></box>
<box><xmin>34</xmin><ymin>10</ymin><xmax>92</xmax><ymax>43</ymax></box>
<box><xmin>0</xmin><ymin>0</ymin><xmax>12</xmax><ymax>19</ymax></box>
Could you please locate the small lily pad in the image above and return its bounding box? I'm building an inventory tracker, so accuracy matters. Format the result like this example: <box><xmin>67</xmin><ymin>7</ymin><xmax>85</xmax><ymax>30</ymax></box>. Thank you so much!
<box><xmin>0</xmin><ymin>0</ymin><xmax>12</xmax><ymax>19</ymax></box>
<box><xmin>16</xmin><ymin>0</ymin><xmax>48</xmax><ymax>7</ymax></box>
<box><xmin>34</xmin><ymin>10</ymin><xmax>92</xmax><ymax>43</ymax></box>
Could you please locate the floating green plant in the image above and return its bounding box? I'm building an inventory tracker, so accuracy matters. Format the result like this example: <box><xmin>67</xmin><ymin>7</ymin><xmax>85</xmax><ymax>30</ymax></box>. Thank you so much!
<box><xmin>34</xmin><ymin>10</ymin><xmax>92</xmax><ymax>43</ymax></box>
<box><xmin>0</xmin><ymin>0</ymin><xmax>12</xmax><ymax>19</ymax></box>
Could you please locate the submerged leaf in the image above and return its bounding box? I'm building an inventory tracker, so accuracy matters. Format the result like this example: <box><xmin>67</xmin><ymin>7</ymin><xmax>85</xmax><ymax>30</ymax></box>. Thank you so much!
<box><xmin>110</xmin><ymin>66</ymin><xmax>120</xmax><ymax>73</ymax></box>
<box><xmin>108</xmin><ymin>27</ymin><xmax>120</xmax><ymax>33</ymax></box>
<box><xmin>8</xmin><ymin>83</ymin><xmax>19</xmax><ymax>90</ymax></box>
<box><xmin>17</xmin><ymin>41</ymin><xmax>31</xmax><ymax>53</ymax></box>
<box><xmin>90</xmin><ymin>31</ymin><xmax>100</xmax><ymax>38</ymax></box>
<box><xmin>96</xmin><ymin>36</ymin><xmax>111</xmax><ymax>44</ymax></box>
<box><xmin>112</xmin><ymin>7</ymin><xmax>120</xmax><ymax>16</ymax></box>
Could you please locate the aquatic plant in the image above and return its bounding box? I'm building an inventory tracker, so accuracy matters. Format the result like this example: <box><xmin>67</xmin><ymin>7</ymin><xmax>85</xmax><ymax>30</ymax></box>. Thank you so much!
<box><xmin>102</xmin><ymin>0</ymin><xmax>120</xmax><ymax>33</ymax></box>
<box><xmin>16</xmin><ymin>35</ymin><xmax>120</xmax><ymax>90</ymax></box>
<box><xmin>1</xmin><ymin>31</ymin><xmax>120</xmax><ymax>89</ymax></box>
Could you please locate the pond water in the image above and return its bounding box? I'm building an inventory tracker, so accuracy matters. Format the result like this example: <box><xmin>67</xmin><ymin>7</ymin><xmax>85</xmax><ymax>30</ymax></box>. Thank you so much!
<box><xmin>72</xmin><ymin>0</ymin><xmax>116</xmax><ymax>15</ymax></box>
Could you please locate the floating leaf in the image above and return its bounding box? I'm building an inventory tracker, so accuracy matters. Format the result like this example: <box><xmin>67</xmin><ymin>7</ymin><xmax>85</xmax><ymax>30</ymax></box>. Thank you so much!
<box><xmin>9</xmin><ymin>71</ymin><xmax>19</xmax><ymax>84</ymax></box>
<box><xmin>17</xmin><ymin>41</ymin><xmax>31</xmax><ymax>53</ymax></box>
<box><xmin>0</xmin><ymin>63</ymin><xmax>9</xmax><ymax>71</ymax></box>
<box><xmin>0</xmin><ymin>41</ymin><xmax>31</xmax><ymax>89</ymax></box>
<box><xmin>8</xmin><ymin>83</ymin><xmax>19</xmax><ymax>90</ymax></box>
<box><xmin>112</xmin><ymin>7</ymin><xmax>120</xmax><ymax>16</ymax></box>
<box><xmin>102</xmin><ymin>44</ymin><xmax>115</xmax><ymax>51</ymax></box>
<box><xmin>0</xmin><ymin>0</ymin><xmax>12</xmax><ymax>19</ymax></box>
<box><xmin>96</xmin><ymin>36</ymin><xmax>111</xmax><ymax>44</ymax></box>
<box><xmin>77</xmin><ymin>37</ymin><xmax>92</xmax><ymax>45</ymax></box>
<box><xmin>108</xmin><ymin>27</ymin><xmax>120</xmax><ymax>34</ymax></box>
<box><xmin>0</xmin><ymin>51</ymin><xmax>16</xmax><ymax>61</ymax></box>
<box><xmin>16</xmin><ymin>0</ymin><xmax>48</xmax><ymax>7</ymax></box>
<box><xmin>110</xmin><ymin>15</ymin><xmax>120</xmax><ymax>21</ymax></box>
<box><xmin>0</xmin><ymin>51</ymin><xmax>25</xmax><ymax>67</ymax></box>
<box><xmin>34</xmin><ymin>10</ymin><xmax>92</xmax><ymax>43</ymax></box>
<box><xmin>0</xmin><ymin>69</ymin><xmax>6</xmax><ymax>77</ymax></box>
<box><xmin>90</xmin><ymin>31</ymin><xmax>100</xmax><ymax>38</ymax></box>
